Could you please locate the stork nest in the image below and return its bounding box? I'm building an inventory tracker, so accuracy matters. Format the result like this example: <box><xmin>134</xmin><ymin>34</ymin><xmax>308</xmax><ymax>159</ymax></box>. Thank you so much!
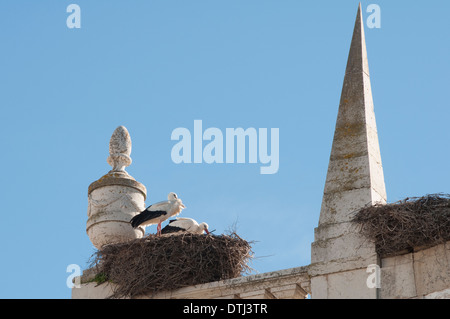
<box><xmin>352</xmin><ymin>194</ymin><xmax>450</xmax><ymax>257</ymax></box>
<box><xmin>89</xmin><ymin>232</ymin><xmax>254</xmax><ymax>299</ymax></box>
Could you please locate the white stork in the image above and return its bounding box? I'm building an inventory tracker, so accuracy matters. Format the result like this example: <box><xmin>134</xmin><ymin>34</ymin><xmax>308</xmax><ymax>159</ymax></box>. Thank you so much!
<box><xmin>161</xmin><ymin>217</ymin><xmax>210</xmax><ymax>235</ymax></box>
<box><xmin>130</xmin><ymin>192</ymin><xmax>186</xmax><ymax>236</ymax></box>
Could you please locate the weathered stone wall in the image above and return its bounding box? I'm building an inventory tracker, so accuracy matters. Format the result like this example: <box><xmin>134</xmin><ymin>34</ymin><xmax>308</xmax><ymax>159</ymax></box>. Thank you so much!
<box><xmin>380</xmin><ymin>241</ymin><xmax>450</xmax><ymax>299</ymax></box>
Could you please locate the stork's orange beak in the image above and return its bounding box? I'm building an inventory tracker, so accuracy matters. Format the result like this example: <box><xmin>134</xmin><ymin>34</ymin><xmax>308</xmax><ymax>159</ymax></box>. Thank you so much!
<box><xmin>205</xmin><ymin>229</ymin><xmax>210</xmax><ymax>234</ymax></box>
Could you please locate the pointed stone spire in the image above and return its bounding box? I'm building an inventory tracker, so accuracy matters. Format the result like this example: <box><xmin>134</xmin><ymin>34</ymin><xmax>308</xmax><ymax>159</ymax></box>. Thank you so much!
<box><xmin>318</xmin><ymin>3</ymin><xmax>387</xmax><ymax>227</ymax></box>
<box><xmin>310</xmin><ymin>5</ymin><xmax>387</xmax><ymax>298</ymax></box>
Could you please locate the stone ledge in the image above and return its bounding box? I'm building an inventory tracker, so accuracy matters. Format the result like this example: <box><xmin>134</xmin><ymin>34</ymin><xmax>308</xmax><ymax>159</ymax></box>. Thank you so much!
<box><xmin>73</xmin><ymin>266</ymin><xmax>311</xmax><ymax>299</ymax></box>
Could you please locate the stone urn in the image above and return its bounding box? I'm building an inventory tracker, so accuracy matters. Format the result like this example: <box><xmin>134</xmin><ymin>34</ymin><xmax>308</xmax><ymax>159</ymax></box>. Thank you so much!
<box><xmin>86</xmin><ymin>126</ymin><xmax>147</xmax><ymax>249</ymax></box>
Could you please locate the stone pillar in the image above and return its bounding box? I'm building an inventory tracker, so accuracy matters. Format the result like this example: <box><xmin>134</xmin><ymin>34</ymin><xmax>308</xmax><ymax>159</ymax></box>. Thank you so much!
<box><xmin>86</xmin><ymin>126</ymin><xmax>147</xmax><ymax>249</ymax></box>
<box><xmin>309</xmin><ymin>4</ymin><xmax>387</xmax><ymax>299</ymax></box>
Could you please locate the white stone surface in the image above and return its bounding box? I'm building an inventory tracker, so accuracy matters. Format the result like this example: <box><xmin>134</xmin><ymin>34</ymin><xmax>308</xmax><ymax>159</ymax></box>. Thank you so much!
<box><xmin>379</xmin><ymin>242</ymin><xmax>450</xmax><ymax>299</ymax></box>
<box><xmin>424</xmin><ymin>288</ymin><xmax>450</xmax><ymax>299</ymax></box>
<box><xmin>311</xmin><ymin>230</ymin><xmax>376</xmax><ymax>264</ymax></box>
<box><xmin>311</xmin><ymin>269</ymin><xmax>378</xmax><ymax>299</ymax></box>
<box><xmin>413</xmin><ymin>243</ymin><xmax>450</xmax><ymax>297</ymax></box>
<box><xmin>309</xmin><ymin>254</ymin><xmax>377</xmax><ymax>278</ymax></box>
<box><xmin>72</xmin><ymin>282</ymin><xmax>116</xmax><ymax>299</ymax></box>
<box><xmin>380</xmin><ymin>253</ymin><xmax>417</xmax><ymax>299</ymax></box>
<box><xmin>326</xmin><ymin>268</ymin><xmax>377</xmax><ymax>299</ymax></box>
<box><xmin>87</xmin><ymin>185</ymin><xmax>145</xmax><ymax>249</ymax></box>
<box><xmin>310</xmin><ymin>276</ymin><xmax>328</xmax><ymax>299</ymax></box>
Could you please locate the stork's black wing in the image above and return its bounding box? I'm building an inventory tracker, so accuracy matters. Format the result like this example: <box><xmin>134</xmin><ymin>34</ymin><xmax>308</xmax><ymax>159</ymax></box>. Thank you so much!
<box><xmin>160</xmin><ymin>224</ymin><xmax>184</xmax><ymax>234</ymax></box>
<box><xmin>130</xmin><ymin>206</ymin><xmax>167</xmax><ymax>228</ymax></box>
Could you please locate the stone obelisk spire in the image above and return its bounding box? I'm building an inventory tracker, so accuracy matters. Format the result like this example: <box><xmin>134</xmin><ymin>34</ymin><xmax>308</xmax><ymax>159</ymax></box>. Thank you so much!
<box><xmin>310</xmin><ymin>4</ymin><xmax>387</xmax><ymax>299</ymax></box>
<box><xmin>319</xmin><ymin>3</ymin><xmax>387</xmax><ymax>227</ymax></box>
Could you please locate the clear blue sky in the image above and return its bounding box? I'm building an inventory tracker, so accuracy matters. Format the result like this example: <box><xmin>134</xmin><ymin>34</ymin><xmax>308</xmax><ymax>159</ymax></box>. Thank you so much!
<box><xmin>0</xmin><ymin>1</ymin><xmax>448</xmax><ymax>298</ymax></box>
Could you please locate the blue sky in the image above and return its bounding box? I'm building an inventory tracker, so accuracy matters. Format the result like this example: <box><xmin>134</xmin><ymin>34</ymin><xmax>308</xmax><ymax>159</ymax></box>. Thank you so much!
<box><xmin>0</xmin><ymin>1</ymin><xmax>449</xmax><ymax>298</ymax></box>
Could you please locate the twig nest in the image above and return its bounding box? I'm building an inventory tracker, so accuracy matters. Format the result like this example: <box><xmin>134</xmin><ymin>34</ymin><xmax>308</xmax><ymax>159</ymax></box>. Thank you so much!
<box><xmin>353</xmin><ymin>194</ymin><xmax>450</xmax><ymax>257</ymax></box>
<box><xmin>90</xmin><ymin>233</ymin><xmax>254</xmax><ymax>298</ymax></box>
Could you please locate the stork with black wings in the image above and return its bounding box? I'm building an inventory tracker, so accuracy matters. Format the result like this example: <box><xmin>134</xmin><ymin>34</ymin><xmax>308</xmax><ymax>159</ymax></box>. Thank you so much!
<box><xmin>161</xmin><ymin>217</ymin><xmax>210</xmax><ymax>235</ymax></box>
<box><xmin>130</xmin><ymin>192</ymin><xmax>186</xmax><ymax>236</ymax></box>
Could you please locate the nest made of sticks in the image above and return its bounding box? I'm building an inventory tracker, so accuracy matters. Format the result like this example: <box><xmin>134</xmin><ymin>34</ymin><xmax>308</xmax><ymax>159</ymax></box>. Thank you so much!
<box><xmin>89</xmin><ymin>232</ymin><xmax>253</xmax><ymax>299</ymax></box>
<box><xmin>352</xmin><ymin>194</ymin><xmax>450</xmax><ymax>257</ymax></box>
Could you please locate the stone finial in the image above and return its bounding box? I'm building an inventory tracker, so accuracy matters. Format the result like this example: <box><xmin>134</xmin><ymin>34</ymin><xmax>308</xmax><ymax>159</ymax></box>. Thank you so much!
<box><xmin>107</xmin><ymin>126</ymin><xmax>132</xmax><ymax>173</ymax></box>
<box><xmin>87</xmin><ymin>125</ymin><xmax>147</xmax><ymax>249</ymax></box>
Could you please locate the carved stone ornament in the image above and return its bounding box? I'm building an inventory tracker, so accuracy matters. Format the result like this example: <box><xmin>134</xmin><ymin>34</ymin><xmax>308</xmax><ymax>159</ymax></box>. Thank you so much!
<box><xmin>86</xmin><ymin>126</ymin><xmax>147</xmax><ymax>249</ymax></box>
<box><xmin>107</xmin><ymin>126</ymin><xmax>132</xmax><ymax>173</ymax></box>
